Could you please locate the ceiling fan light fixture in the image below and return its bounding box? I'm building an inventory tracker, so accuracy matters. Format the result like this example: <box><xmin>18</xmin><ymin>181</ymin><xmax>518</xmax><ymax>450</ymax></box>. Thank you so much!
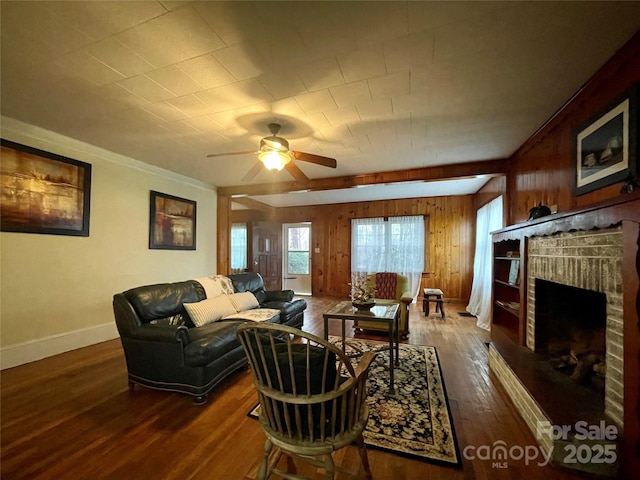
<box><xmin>259</xmin><ymin>150</ymin><xmax>291</xmax><ymax>171</ymax></box>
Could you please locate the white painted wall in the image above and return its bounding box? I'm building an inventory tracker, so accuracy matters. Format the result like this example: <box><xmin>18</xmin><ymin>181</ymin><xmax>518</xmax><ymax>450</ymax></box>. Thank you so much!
<box><xmin>1</xmin><ymin>117</ymin><xmax>217</xmax><ymax>368</ymax></box>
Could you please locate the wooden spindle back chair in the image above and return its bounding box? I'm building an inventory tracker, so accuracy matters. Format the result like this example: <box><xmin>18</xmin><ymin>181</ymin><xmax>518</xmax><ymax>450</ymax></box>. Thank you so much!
<box><xmin>236</xmin><ymin>322</ymin><xmax>376</xmax><ymax>480</ymax></box>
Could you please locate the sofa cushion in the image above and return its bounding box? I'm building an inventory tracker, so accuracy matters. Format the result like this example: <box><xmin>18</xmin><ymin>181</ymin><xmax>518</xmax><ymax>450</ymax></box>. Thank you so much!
<box><xmin>184</xmin><ymin>320</ymin><xmax>245</xmax><ymax>367</ymax></box>
<box><xmin>228</xmin><ymin>272</ymin><xmax>264</xmax><ymax>294</ymax></box>
<box><xmin>263</xmin><ymin>298</ymin><xmax>307</xmax><ymax>319</ymax></box>
<box><xmin>184</xmin><ymin>295</ymin><xmax>236</xmax><ymax>327</ymax></box>
<box><xmin>124</xmin><ymin>281</ymin><xmax>203</xmax><ymax>324</ymax></box>
<box><xmin>228</xmin><ymin>292</ymin><xmax>259</xmax><ymax>312</ymax></box>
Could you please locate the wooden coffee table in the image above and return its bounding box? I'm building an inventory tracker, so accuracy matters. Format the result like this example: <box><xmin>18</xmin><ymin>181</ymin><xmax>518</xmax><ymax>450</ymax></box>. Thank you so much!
<box><xmin>322</xmin><ymin>300</ymin><xmax>400</xmax><ymax>393</ymax></box>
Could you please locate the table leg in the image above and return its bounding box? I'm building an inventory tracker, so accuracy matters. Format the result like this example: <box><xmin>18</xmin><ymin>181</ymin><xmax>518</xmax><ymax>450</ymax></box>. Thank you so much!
<box><xmin>323</xmin><ymin>316</ymin><xmax>329</xmax><ymax>341</ymax></box>
<box><xmin>341</xmin><ymin>318</ymin><xmax>346</xmax><ymax>354</ymax></box>
<box><xmin>388</xmin><ymin>321</ymin><xmax>395</xmax><ymax>394</ymax></box>
<box><xmin>395</xmin><ymin>312</ymin><xmax>400</xmax><ymax>367</ymax></box>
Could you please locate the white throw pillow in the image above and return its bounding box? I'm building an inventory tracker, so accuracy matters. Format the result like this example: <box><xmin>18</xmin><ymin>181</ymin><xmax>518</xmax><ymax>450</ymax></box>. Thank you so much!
<box><xmin>224</xmin><ymin>308</ymin><xmax>280</xmax><ymax>322</ymax></box>
<box><xmin>228</xmin><ymin>292</ymin><xmax>259</xmax><ymax>312</ymax></box>
<box><xmin>184</xmin><ymin>295</ymin><xmax>236</xmax><ymax>327</ymax></box>
<box><xmin>194</xmin><ymin>275</ymin><xmax>234</xmax><ymax>299</ymax></box>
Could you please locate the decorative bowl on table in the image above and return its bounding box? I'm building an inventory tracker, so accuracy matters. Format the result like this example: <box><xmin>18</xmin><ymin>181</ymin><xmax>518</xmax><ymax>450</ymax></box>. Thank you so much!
<box><xmin>352</xmin><ymin>301</ymin><xmax>375</xmax><ymax>312</ymax></box>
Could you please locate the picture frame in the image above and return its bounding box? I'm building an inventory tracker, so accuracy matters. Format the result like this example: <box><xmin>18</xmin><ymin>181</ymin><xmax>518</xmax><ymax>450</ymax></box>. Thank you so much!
<box><xmin>1</xmin><ymin>139</ymin><xmax>91</xmax><ymax>236</ymax></box>
<box><xmin>573</xmin><ymin>83</ymin><xmax>638</xmax><ymax>196</ymax></box>
<box><xmin>149</xmin><ymin>190</ymin><xmax>196</xmax><ymax>250</ymax></box>
<box><xmin>508</xmin><ymin>259</ymin><xmax>520</xmax><ymax>286</ymax></box>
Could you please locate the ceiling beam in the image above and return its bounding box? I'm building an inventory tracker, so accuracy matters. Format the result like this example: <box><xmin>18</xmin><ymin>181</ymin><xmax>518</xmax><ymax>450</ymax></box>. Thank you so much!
<box><xmin>229</xmin><ymin>196</ymin><xmax>278</xmax><ymax>215</ymax></box>
<box><xmin>218</xmin><ymin>158</ymin><xmax>508</xmax><ymax>197</ymax></box>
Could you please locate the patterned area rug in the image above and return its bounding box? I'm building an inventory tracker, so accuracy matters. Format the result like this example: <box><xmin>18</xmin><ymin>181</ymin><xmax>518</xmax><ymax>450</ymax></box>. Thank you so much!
<box><xmin>248</xmin><ymin>337</ymin><xmax>460</xmax><ymax>467</ymax></box>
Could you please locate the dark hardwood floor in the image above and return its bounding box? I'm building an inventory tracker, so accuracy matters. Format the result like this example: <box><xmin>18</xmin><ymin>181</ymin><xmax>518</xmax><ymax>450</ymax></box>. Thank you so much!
<box><xmin>1</xmin><ymin>296</ymin><xmax>588</xmax><ymax>479</ymax></box>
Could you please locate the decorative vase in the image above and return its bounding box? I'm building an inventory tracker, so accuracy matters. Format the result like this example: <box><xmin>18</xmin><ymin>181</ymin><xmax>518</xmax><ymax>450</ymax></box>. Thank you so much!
<box><xmin>352</xmin><ymin>301</ymin><xmax>375</xmax><ymax>312</ymax></box>
<box><xmin>528</xmin><ymin>202</ymin><xmax>551</xmax><ymax>220</ymax></box>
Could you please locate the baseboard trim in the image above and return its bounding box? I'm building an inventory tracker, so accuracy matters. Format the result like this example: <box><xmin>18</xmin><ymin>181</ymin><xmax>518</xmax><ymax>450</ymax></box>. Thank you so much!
<box><xmin>1</xmin><ymin>323</ymin><xmax>119</xmax><ymax>370</ymax></box>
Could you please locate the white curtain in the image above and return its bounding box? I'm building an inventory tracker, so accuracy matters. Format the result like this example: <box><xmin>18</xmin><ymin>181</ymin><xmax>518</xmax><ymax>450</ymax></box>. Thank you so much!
<box><xmin>467</xmin><ymin>196</ymin><xmax>503</xmax><ymax>330</ymax></box>
<box><xmin>230</xmin><ymin>223</ymin><xmax>247</xmax><ymax>273</ymax></box>
<box><xmin>351</xmin><ymin>216</ymin><xmax>424</xmax><ymax>299</ymax></box>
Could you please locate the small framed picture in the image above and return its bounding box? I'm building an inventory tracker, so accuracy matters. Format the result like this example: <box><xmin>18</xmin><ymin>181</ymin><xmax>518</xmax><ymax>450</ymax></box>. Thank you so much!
<box><xmin>149</xmin><ymin>191</ymin><xmax>196</xmax><ymax>250</ymax></box>
<box><xmin>573</xmin><ymin>83</ymin><xmax>637</xmax><ymax>196</ymax></box>
<box><xmin>508</xmin><ymin>260</ymin><xmax>520</xmax><ymax>286</ymax></box>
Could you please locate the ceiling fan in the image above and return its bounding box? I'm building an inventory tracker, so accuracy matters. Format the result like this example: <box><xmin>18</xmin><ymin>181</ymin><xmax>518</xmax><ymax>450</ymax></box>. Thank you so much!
<box><xmin>206</xmin><ymin>123</ymin><xmax>337</xmax><ymax>182</ymax></box>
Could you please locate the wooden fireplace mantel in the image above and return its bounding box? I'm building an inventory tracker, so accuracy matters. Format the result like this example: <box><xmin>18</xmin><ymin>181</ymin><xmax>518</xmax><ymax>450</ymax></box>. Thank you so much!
<box><xmin>492</xmin><ymin>189</ymin><xmax>640</xmax><ymax>241</ymax></box>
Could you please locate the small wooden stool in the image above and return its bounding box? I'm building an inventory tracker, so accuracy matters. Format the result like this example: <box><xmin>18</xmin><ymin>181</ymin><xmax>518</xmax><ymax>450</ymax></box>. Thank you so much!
<box><xmin>423</xmin><ymin>288</ymin><xmax>445</xmax><ymax>319</ymax></box>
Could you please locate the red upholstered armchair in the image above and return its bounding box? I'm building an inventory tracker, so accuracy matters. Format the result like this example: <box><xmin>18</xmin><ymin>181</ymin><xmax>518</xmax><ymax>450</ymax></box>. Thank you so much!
<box><xmin>355</xmin><ymin>272</ymin><xmax>413</xmax><ymax>336</ymax></box>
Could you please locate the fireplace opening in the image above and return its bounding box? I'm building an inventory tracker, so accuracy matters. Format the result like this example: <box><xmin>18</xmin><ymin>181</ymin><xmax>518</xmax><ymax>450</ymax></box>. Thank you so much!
<box><xmin>534</xmin><ymin>279</ymin><xmax>607</xmax><ymax>392</ymax></box>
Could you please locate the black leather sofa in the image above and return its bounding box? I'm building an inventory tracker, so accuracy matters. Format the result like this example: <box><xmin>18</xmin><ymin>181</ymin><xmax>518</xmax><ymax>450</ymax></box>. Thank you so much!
<box><xmin>112</xmin><ymin>273</ymin><xmax>307</xmax><ymax>404</ymax></box>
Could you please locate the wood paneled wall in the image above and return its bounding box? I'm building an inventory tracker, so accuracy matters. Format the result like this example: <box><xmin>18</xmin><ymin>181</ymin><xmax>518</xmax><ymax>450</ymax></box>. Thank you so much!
<box><xmin>507</xmin><ymin>31</ymin><xmax>640</xmax><ymax>225</ymax></box>
<box><xmin>257</xmin><ymin>195</ymin><xmax>476</xmax><ymax>301</ymax></box>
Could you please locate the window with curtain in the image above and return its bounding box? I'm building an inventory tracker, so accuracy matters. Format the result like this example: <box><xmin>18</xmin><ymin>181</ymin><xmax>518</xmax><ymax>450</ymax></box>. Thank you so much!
<box><xmin>466</xmin><ymin>196</ymin><xmax>503</xmax><ymax>330</ymax></box>
<box><xmin>230</xmin><ymin>223</ymin><xmax>247</xmax><ymax>273</ymax></box>
<box><xmin>351</xmin><ymin>216</ymin><xmax>424</xmax><ymax>298</ymax></box>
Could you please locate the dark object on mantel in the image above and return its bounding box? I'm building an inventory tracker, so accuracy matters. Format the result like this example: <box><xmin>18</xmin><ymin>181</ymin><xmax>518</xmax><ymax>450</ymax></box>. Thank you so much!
<box><xmin>620</xmin><ymin>173</ymin><xmax>640</xmax><ymax>193</ymax></box>
<box><xmin>528</xmin><ymin>202</ymin><xmax>552</xmax><ymax>220</ymax></box>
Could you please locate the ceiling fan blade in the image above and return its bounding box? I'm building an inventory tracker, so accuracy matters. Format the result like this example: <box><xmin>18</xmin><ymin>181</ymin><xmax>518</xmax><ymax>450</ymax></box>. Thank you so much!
<box><xmin>291</xmin><ymin>151</ymin><xmax>337</xmax><ymax>168</ymax></box>
<box><xmin>206</xmin><ymin>150</ymin><xmax>255</xmax><ymax>158</ymax></box>
<box><xmin>241</xmin><ymin>160</ymin><xmax>264</xmax><ymax>182</ymax></box>
<box><xmin>285</xmin><ymin>161</ymin><xmax>310</xmax><ymax>183</ymax></box>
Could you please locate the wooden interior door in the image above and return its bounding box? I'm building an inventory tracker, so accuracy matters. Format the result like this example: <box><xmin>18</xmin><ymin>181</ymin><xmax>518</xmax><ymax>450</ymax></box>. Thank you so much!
<box><xmin>252</xmin><ymin>221</ymin><xmax>282</xmax><ymax>290</ymax></box>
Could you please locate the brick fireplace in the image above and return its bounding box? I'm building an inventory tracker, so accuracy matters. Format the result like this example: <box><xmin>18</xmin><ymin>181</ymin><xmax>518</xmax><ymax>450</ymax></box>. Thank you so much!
<box><xmin>526</xmin><ymin>228</ymin><xmax>624</xmax><ymax>429</ymax></box>
<box><xmin>487</xmin><ymin>193</ymin><xmax>640</xmax><ymax>477</ymax></box>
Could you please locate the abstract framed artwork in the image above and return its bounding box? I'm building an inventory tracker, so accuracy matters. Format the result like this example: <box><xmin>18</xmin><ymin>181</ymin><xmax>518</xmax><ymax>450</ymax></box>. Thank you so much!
<box><xmin>0</xmin><ymin>139</ymin><xmax>91</xmax><ymax>236</ymax></box>
<box><xmin>149</xmin><ymin>190</ymin><xmax>196</xmax><ymax>250</ymax></box>
<box><xmin>573</xmin><ymin>83</ymin><xmax>638</xmax><ymax>196</ymax></box>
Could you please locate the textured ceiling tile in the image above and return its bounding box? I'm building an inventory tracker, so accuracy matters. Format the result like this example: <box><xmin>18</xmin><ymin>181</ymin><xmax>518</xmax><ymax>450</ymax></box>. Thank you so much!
<box><xmin>298</xmin><ymin>57</ymin><xmax>346</xmax><ymax>92</ymax></box>
<box><xmin>258</xmin><ymin>70</ymin><xmax>307</xmax><ymax>101</ymax></box>
<box><xmin>165</xmin><ymin>94</ymin><xmax>212</xmax><ymax>117</ymax></box>
<box><xmin>2</xmin><ymin>1</ymin><xmax>93</xmax><ymax>57</ymax></box>
<box><xmin>196</xmin><ymin>80</ymin><xmax>272</xmax><ymax>113</ymax></box>
<box><xmin>115</xmin><ymin>6</ymin><xmax>226</xmax><ymax>68</ymax></box>
<box><xmin>337</xmin><ymin>45</ymin><xmax>387</xmax><ymax>84</ymax></box>
<box><xmin>85</xmin><ymin>37</ymin><xmax>155</xmax><ymax>78</ymax></box>
<box><xmin>270</xmin><ymin>98</ymin><xmax>307</xmax><ymax>119</ymax></box>
<box><xmin>180</xmin><ymin>114</ymin><xmax>225</xmax><ymax>134</ymax></box>
<box><xmin>141</xmin><ymin>101</ymin><xmax>189</xmax><ymax>122</ymax></box>
<box><xmin>176</xmin><ymin>54</ymin><xmax>235</xmax><ymax>89</ymax></box>
<box><xmin>212</xmin><ymin>43</ymin><xmax>265</xmax><ymax>81</ymax></box>
<box><xmin>383</xmin><ymin>29</ymin><xmax>435</xmax><ymax>73</ymax></box>
<box><xmin>45</xmin><ymin>0</ymin><xmax>167</xmax><ymax>40</ymax></box>
<box><xmin>2</xmin><ymin>1</ymin><xmax>640</xmax><ymax>190</ymax></box>
<box><xmin>99</xmin><ymin>83</ymin><xmax>151</xmax><ymax>109</ymax></box>
<box><xmin>193</xmin><ymin>1</ymin><xmax>265</xmax><ymax>45</ymax></box>
<box><xmin>248</xmin><ymin>30</ymin><xmax>309</xmax><ymax>70</ymax></box>
<box><xmin>117</xmin><ymin>75</ymin><xmax>176</xmax><ymax>103</ymax></box>
<box><xmin>323</xmin><ymin>106</ymin><xmax>360</xmax><ymax>127</ymax></box>
<box><xmin>367</xmin><ymin>71</ymin><xmax>411</xmax><ymax>100</ymax></box>
<box><xmin>56</xmin><ymin>49</ymin><xmax>125</xmax><ymax>86</ymax></box>
<box><xmin>356</xmin><ymin>98</ymin><xmax>394</xmax><ymax>120</ymax></box>
<box><xmin>294</xmin><ymin>90</ymin><xmax>337</xmax><ymax>114</ymax></box>
<box><xmin>346</xmin><ymin>1</ymin><xmax>408</xmax><ymax>47</ymax></box>
<box><xmin>329</xmin><ymin>81</ymin><xmax>372</xmax><ymax>108</ymax></box>
<box><xmin>208</xmin><ymin>103</ymin><xmax>268</xmax><ymax>130</ymax></box>
<box><xmin>146</xmin><ymin>65</ymin><xmax>203</xmax><ymax>96</ymax></box>
<box><xmin>318</xmin><ymin>124</ymin><xmax>352</xmax><ymax>144</ymax></box>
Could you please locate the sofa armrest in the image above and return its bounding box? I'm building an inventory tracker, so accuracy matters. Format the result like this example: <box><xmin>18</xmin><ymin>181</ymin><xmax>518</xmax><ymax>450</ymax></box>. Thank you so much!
<box><xmin>400</xmin><ymin>291</ymin><xmax>413</xmax><ymax>304</ymax></box>
<box><xmin>264</xmin><ymin>289</ymin><xmax>294</xmax><ymax>302</ymax></box>
<box><xmin>132</xmin><ymin>324</ymin><xmax>190</xmax><ymax>344</ymax></box>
